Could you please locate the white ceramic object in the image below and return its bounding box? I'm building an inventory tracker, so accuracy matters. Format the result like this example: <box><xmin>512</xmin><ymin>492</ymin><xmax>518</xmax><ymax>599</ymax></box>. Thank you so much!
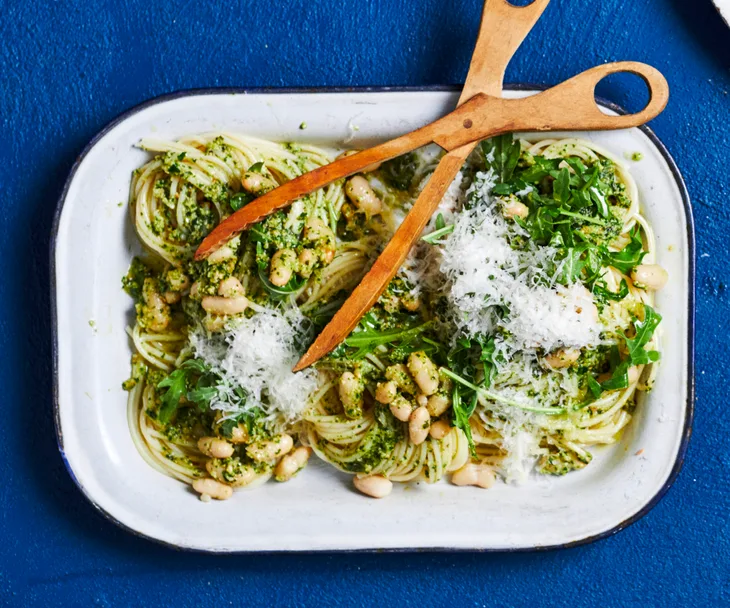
<box><xmin>714</xmin><ymin>0</ymin><xmax>730</xmax><ymax>27</ymax></box>
<box><xmin>52</xmin><ymin>88</ymin><xmax>694</xmax><ymax>552</ymax></box>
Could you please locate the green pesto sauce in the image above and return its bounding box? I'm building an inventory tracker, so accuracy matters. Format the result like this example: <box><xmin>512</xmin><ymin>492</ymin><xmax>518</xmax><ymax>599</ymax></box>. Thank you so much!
<box><xmin>122</xmin><ymin>257</ymin><xmax>152</xmax><ymax>302</ymax></box>
<box><xmin>339</xmin><ymin>422</ymin><xmax>402</xmax><ymax>474</ymax></box>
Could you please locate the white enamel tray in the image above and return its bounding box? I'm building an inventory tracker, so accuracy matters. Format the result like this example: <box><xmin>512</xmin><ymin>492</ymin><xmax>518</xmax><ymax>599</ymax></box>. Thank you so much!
<box><xmin>714</xmin><ymin>0</ymin><xmax>730</xmax><ymax>27</ymax></box>
<box><xmin>52</xmin><ymin>88</ymin><xmax>694</xmax><ymax>552</ymax></box>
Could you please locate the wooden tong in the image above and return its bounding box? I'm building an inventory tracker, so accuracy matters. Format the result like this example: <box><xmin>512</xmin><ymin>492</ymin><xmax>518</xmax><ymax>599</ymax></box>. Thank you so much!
<box><xmin>196</xmin><ymin>64</ymin><xmax>668</xmax><ymax>263</ymax></box>
<box><xmin>194</xmin><ymin>0</ymin><xmax>670</xmax><ymax>371</ymax></box>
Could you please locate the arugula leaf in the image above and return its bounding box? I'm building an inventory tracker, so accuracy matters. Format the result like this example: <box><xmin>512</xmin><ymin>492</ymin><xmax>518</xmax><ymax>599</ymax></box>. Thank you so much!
<box><xmin>230</xmin><ymin>191</ymin><xmax>254</xmax><ymax>211</ymax></box>
<box><xmin>442</xmin><ymin>368</ymin><xmax>567</xmax><ymax>414</ymax></box>
<box><xmin>519</xmin><ymin>206</ymin><xmax>556</xmax><ymax>245</ymax></box>
<box><xmin>563</xmin><ymin>157</ymin><xmax>588</xmax><ymax>177</ymax></box>
<box><xmin>553</xmin><ymin>167</ymin><xmax>571</xmax><ymax>204</ymax></box>
<box><xmin>248</xmin><ymin>225</ymin><xmax>268</xmax><ymax>243</ymax></box>
<box><xmin>593</xmin><ymin>278</ymin><xmax>629</xmax><ymax>302</ymax></box>
<box><xmin>343</xmin><ymin>321</ymin><xmax>433</xmax><ymax>360</ymax></box>
<box><xmin>518</xmin><ymin>156</ymin><xmax>560</xmax><ymax>182</ymax></box>
<box><xmin>157</xmin><ymin>369</ymin><xmax>189</xmax><ymax>424</ymax></box>
<box><xmin>587</xmin><ymin>375</ymin><xmax>603</xmax><ymax>398</ymax></box>
<box><xmin>481</xmin><ymin>134</ymin><xmax>521</xmax><ymax>183</ymax></box>
<box><xmin>600</xmin><ymin>360</ymin><xmax>630</xmax><ymax>391</ymax></box>
<box><xmin>584</xmin><ymin>305</ymin><xmax>662</xmax><ymax>400</ymax></box>
<box><xmin>558</xmin><ymin>245</ymin><xmax>588</xmax><ymax>284</ymax></box>
<box><xmin>156</xmin><ymin>359</ymin><xmax>213</xmax><ymax>422</ymax></box>
<box><xmin>186</xmin><ymin>385</ymin><xmax>218</xmax><ymax>407</ymax></box>
<box><xmin>180</xmin><ymin>359</ymin><xmax>210</xmax><ymax>374</ymax></box>
<box><xmin>452</xmin><ymin>384</ymin><xmax>478</xmax><ymax>458</ymax></box>
<box><xmin>589</xmin><ymin>186</ymin><xmax>610</xmax><ymax>218</ymax></box>
<box><xmin>380</xmin><ymin>153</ymin><xmax>418</xmax><ymax>191</ymax></box>
<box><xmin>625</xmin><ymin>305</ymin><xmax>662</xmax><ymax>364</ymax></box>
<box><xmin>478</xmin><ymin>337</ymin><xmax>497</xmax><ymax>389</ymax></box>
<box><xmin>605</xmin><ymin>226</ymin><xmax>646</xmax><ymax>273</ymax></box>
<box><xmin>558</xmin><ymin>208</ymin><xmax>608</xmax><ymax>226</ymax></box>
<box><xmin>421</xmin><ymin>224</ymin><xmax>454</xmax><ymax>245</ymax></box>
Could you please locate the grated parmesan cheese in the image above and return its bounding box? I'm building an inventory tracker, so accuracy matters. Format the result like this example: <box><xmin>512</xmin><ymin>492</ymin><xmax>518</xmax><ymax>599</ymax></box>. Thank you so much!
<box><xmin>190</xmin><ymin>307</ymin><xmax>319</xmax><ymax>428</ymax></box>
<box><xmin>439</xmin><ymin>171</ymin><xmax>600</xmax><ymax>355</ymax></box>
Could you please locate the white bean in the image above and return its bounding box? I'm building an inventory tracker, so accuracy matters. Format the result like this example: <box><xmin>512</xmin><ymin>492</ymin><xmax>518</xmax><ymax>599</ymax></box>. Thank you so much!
<box><xmin>353</xmin><ymin>474</ymin><xmax>392</xmax><ymax>498</ymax></box>
<box><xmin>451</xmin><ymin>463</ymin><xmax>496</xmax><ymax>489</ymax></box>
<box><xmin>274</xmin><ymin>447</ymin><xmax>311</xmax><ymax>482</ymax></box>
<box><xmin>389</xmin><ymin>393</ymin><xmax>413</xmax><ymax>422</ymax></box>
<box><xmin>631</xmin><ymin>264</ymin><xmax>668</xmax><ymax>291</ymax></box>
<box><xmin>298</xmin><ymin>249</ymin><xmax>316</xmax><ymax>277</ymax></box>
<box><xmin>201</xmin><ymin>295</ymin><xmax>249</xmax><ymax>316</ymax></box>
<box><xmin>242</xmin><ymin>171</ymin><xmax>276</xmax><ymax>195</ymax></box>
<box><xmin>192</xmin><ymin>478</ymin><xmax>233</xmax><ymax>501</ymax></box>
<box><xmin>197</xmin><ymin>437</ymin><xmax>234</xmax><ymax>459</ymax></box>
<box><xmin>385</xmin><ymin>364</ymin><xmax>418</xmax><ymax>394</ymax></box>
<box><xmin>207</xmin><ymin>244</ymin><xmax>235</xmax><ymax>264</ymax></box>
<box><xmin>544</xmin><ymin>348</ymin><xmax>581</xmax><ymax>369</ymax></box>
<box><xmin>205</xmin><ymin>459</ymin><xmax>258</xmax><ymax>487</ymax></box>
<box><xmin>427</xmin><ymin>393</ymin><xmax>451</xmax><ymax>417</ymax></box>
<box><xmin>407</xmin><ymin>351</ymin><xmax>439</xmax><ymax>396</ymax></box>
<box><xmin>163</xmin><ymin>291</ymin><xmax>181</xmax><ymax>304</ymax></box>
<box><xmin>228</xmin><ymin>424</ymin><xmax>250</xmax><ymax>444</ymax></box>
<box><xmin>345</xmin><ymin>175</ymin><xmax>382</xmax><ymax>216</ymax></box>
<box><xmin>502</xmin><ymin>197</ymin><xmax>529</xmax><ymax>220</ymax></box>
<box><xmin>269</xmin><ymin>248</ymin><xmax>297</xmax><ymax>287</ymax></box>
<box><xmin>338</xmin><ymin>371</ymin><xmax>364</xmax><ymax>418</ymax></box>
<box><xmin>303</xmin><ymin>217</ymin><xmax>336</xmax><ymax>264</ymax></box>
<box><xmin>375</xmin><ymin>381</ymin><xmax>397</xmax><ymax>404</ymax></box>
<box><xmin>218</xmin><ymin>276</ymin><xmax>244</xmax><ymax>298</ymax></box>
<box><xmin>409</xmin><ymin>406</ymin><xmax>431</xmax><ymax>445</ymax></box>
<box><xmin>429</xmin><ymin>420</ymin><xmax>451</xmax><ymax>440</ymax></box>
<box><xmin>142</xmin><ymin>279</ymin><xmax>170</xmax><ymax>332</ymax></box>
<box><xmin>246</xmin><ymin>434</ymin><xmax>294</xmax><ymax>463</ymax></box>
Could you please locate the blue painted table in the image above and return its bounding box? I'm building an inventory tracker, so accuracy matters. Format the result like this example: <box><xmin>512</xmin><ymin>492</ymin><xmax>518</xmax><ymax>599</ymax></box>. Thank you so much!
<box><xmin>1</xmin><ymin>0</ymin><xmax>727</xmax><ymax>605</ymax></box>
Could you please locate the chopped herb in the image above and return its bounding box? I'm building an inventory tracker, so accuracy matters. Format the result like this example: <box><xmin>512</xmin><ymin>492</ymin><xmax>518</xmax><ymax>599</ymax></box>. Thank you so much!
<box><xmin>481</xmin><ymin>134</ymin><xmax>521</xmax><ymax>183</ymax></box>
<box><xmin>380</xmin><ymin>153</ymin><xmax>419</xmax><ymax>191</ymax></box>
<box><xmin>230</xmin><ymin>191</ymin><xmax>255</xmax><ymax>211</ymax></box>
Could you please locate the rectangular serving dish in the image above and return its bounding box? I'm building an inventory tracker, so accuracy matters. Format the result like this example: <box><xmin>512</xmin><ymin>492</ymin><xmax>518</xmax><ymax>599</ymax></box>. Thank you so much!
<box><xmin>52</xmin><ymin>87</ymin><xmax>694</xmax><ymax>552</ymax></box>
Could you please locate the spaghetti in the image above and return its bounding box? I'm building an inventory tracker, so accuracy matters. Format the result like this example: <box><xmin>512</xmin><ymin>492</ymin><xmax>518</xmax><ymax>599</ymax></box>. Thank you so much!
<box><xmin>122</xmin><ymin>132</ymin><xmax>665</xmax><ymax>500</ymax></box>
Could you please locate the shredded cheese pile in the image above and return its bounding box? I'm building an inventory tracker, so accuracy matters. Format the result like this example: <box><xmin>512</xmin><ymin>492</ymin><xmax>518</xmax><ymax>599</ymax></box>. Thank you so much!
<box><xmin>439</xmin><ymin>171</ymin><xmax>601</xmax><ymax>357</ymax></box>
<box><xmin>190</xmin><ymin>307</ymin><xmax>318</xmax><ymax>426</ymax></box>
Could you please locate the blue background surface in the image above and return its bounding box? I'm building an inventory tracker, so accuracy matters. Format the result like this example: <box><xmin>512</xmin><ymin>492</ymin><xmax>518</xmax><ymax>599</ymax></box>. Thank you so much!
<box><xmin>1</xmin><ymin>0</ymin><xmax>728</xmax><ymax>605</ymax></box>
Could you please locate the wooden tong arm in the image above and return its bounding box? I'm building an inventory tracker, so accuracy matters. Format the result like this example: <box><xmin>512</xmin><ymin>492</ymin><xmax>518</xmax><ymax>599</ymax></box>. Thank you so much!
<box><xmin>196</xmin><ymin>62</ymin><xmax>667</xmax><ymax>261</ymax></box>
<box><xmin>194</xmin><ymin>96</ymin><xmax>486</xmax><ymax>260</ymax></box>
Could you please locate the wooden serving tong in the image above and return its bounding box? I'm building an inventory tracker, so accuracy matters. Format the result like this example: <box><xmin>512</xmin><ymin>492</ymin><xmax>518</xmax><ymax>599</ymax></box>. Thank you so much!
<box><xmin>194</xmin><ymin>0</ymin><xmax>669</xmax><ymax>371</ymax></box>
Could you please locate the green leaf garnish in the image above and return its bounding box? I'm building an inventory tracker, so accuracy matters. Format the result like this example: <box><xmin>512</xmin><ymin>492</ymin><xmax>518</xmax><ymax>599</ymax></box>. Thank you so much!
<box><xmin>343</xmin><ymin>321</ymin><xmax>433</xmax><ymax>360</ymax></box>
<box><xmin>421</xmin><ymin>224</ymin><xmax>454</xmax><ymax>244</ymax></box>
<box><xmin>481</xmin><ymin>134</ymin><xmax>521</xmax><ymax>183</ymax></box>
<box><xmin>156</xmin><ymin>369</ymin><xmax>188</xmax><ymax>424</ymax></box>
<box><xmin>230</xmin><ymin>191</ymin><xmax>255</xmax><ymax>211</ymax></box>
<box><xmin>605</xmin><ymin>226</ymin><xmax>646</xmax><ymax>273</ymax></box>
